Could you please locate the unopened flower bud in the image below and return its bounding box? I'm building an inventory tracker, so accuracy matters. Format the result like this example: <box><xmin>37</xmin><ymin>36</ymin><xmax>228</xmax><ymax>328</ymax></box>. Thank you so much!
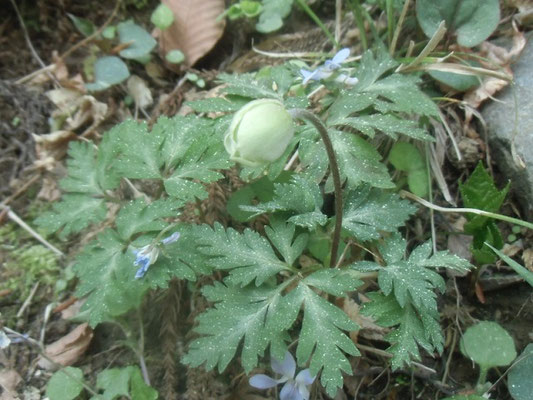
<box><xmin>224</xmin><ymin>99</ymin><xmax>294</xmax><ymax>167</ymax></box>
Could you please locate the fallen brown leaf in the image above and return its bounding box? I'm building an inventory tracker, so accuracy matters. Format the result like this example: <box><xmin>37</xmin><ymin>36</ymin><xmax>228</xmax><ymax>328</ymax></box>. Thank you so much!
<box><xmin>523</xmin><ymin>248</ymin><xmax>533</xmax><ymax>272</ymax></box>
<box><xmin>157</xmin><ymin>0</ymin><xmax>225</xmax><ymax>68</ymax></box>
<box><xmin>0</xmin><ymin>369</ymin><xmax>22</xmax><ymax>400</ymax></box>
<box><xmin>343</xmin><ymin>297</ymin><xmax>386</xmax><ymax>343</ymax></box>
<box><xmin>37</xmin><ymin>323</ymin><xmax>93</xmax><ymax>370</ymax></box>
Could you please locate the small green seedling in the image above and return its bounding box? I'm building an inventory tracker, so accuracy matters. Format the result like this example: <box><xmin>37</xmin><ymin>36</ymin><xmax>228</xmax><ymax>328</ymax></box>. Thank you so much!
<box><xmin>389</xmin><ymin>141</ymin><xmax>429</xmax><ymax>197</ymax></box>
<box><xmin>151</xmin><ymin>3</ymin><xmax>174</xmax><ymax>30</ymax></box>
<box><xmin>416</xmin><ymin>0</ymin><xmax>500</xmax><ymax>47</ymax></box>
<box><xmin>508</xmin><ymin>343</ymin><xmax>533</xmax><ymax>400</ymax></box>
<box><xmin>46</xmin><ymin>365</ymin><xmax>158</xmax><ymax>400</ymax></box>
<box><xmin>460</xmin><ymin>321</ymin><xmax>517</xmax><ymax>389</ymax></box>
<box><xmin>459</xmin><ymin>162</ymin><xmax>509</xmax><ymax>265</ymax></box>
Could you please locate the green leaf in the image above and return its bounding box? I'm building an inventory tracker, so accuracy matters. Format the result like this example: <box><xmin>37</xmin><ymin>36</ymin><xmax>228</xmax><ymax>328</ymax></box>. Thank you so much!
<box><xmin>295</xmin><ymin>283</ymin><xmax>359</xmax><ymax>397</ymax></box>
<box><xmin>46</xmin><ymin>367</ymin><xmax>84</xmax><ymax>400</ymax></box>
<box><xmin>165</xmin><ymin>50</ymin><xmax>185</xmax><ymax>64</ymax></box>
<box><xmin>361</xmin><ymin>292</ymin><xmax>441</xmax><ymax>369</ymax></box>
<box><xmin>96</xmin><ymin>368</ymin><xmax>131</xmax><ymax>400</ymax></box>
<box><xmin>241</xmin><ymin>1</ymin><xmax>262</xmax><ymax>17</ymax></box>
<box><xmin>67</xmin><ymin>13</ymin><xmax>95</xmax><ymax>36</ymax></box>
<box><xmin>486</xmin><ymin>243</ymin><xmax>533</xmax><ymax>287</ymax></box>
<box><xmin>429</xmin><ymin>63</ymin><xmax>481</xmax><ymax>91</ymax></box>
<box><xmin>508</xmin><ymin>343</ymin><xmax>533</xmax><ymax>400</ymax></box>
<box><xmin>115</xmin><ymin>198</ymin><xmax>183</xmax><ymax>241</ymax></box>
<box><xmin>256</xmin><ymin>0</ymin><xmax>293</xmax><ymax>33</ymax></box>
<box><xmin>460</xmin><ymin>162</ymin><xmax>509</xmax><ymax>230</ymax></box>
<box><xmin>59</xmin><ymin>141</ymin><xmax>103</xmax><ymax>195</ymax></box>
<box><xmin>299</xmin><ymin>128</ymin><xmax>393</xmax><ymax>191</ymax></box>
<box><xmin>183</xmin><ymin>282</ymin><xmax>295</xmax><ymax>373</ymax></box>
<box><xmin>460</xmin><ymin>321</ymin><xmax>517</xmax><ymax>369</ymax></box>
<box><xmin>241</xmin><ymin>175</ymin><xmax>327</xmax><ymax>229</ymax></box>
<box><xmin>217</xmin><ymin>73</ymin><xmax>280</xmax><ymax>99</ymax></box>
<box><xmin>416</xmin><ymin>0</ymin><xmax>500</xmax><ymax>47</ymax></box>
<box><xmin>342</xmin><ymin>186</ymin><xmax>416</xmax><ymax>241</ymax></box>
<box><xmin>151</xmin><ymin>3</ymin><xmax>174</xmax><ymax>29</ymax></box>
<box><xmin>442</xmin><ymin>396</ymin><xmax>486</xmax><ymax>400</ymax></box>
<box><xmin>86</xmin><ymin>56</ymin><xmax>130</xmax><ymax>91</ymax></box>
<box><xmin>35</xmin><ymin>194</ymin><xmax>107</xmax><ymax>239</ymax></box>
<box><xmin>265</xmin><ymin>218</ymin><xmax>308</xmax><ymax>266</ymax></box>
<box><xmin>186</xmin><ymin>97</ymin><xmax>249</xmax><ymax>113</ymax></box>
<box><xmin>389</xmin><ymin>142</ymin><xmax>425</xmax><ymax>172</ymax></box>
<box><xmin>111</xmin><ymin>119</ymin><xmax>165</xmax><ymax>179</ymax></box>
<box><xmin>193</xmin><ymin>223</ymin><xmax>291</xmax><ymax>286</ymax></box>
<box><xmin>74</xmin><ymin>228</ymin><xmax>188</xmax><ymax>326</ymax></box>
<box><xmin>163</xmin><ymin>131</ymin><xmax>230</xmax><ymax>202</ymax></box>
<box><xmin>117</xmin><ymin>21</ymin><xmax>157</xmax><ymax>59</ymax></box>
<box><xmin>302</xmin><ymin>268</ymin><xmax>363</xmax><ymax>297</ymax></box>
<box><xmin>129</xmin><ymin>366</ymin><xmax>158</xmax><ymax>400</ymax></box>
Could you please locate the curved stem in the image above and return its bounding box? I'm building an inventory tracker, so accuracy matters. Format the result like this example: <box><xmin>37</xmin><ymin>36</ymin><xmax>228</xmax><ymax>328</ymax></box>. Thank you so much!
<box><xmin>289</xmin><ymin>109</ymin><xmax>342</xmax><ymax>268</ymax></box>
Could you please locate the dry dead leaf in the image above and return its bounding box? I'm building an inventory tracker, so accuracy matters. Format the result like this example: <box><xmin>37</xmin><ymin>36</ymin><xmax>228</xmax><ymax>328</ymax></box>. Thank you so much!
<box><xmin>37</xmin><ymin>323</ymin><xmax>93</xmax><ymax>370</ymax></box>
<box><xmin>464</xmin><ymin>25</ymin><xmax>527</xmax><ymax>123</ymax></box>
<box><xmin>0</xmin><ymin>369</ymin><xmax>22</xmax><ymax>400</ymax></box>
<box><xmin>523</xmin><ymin>248</ymin><xmax>533</xmax><ymax>272</ymax></box>
<box><xmin>127</xmin><ymin>75</ymin><xmax>153</xmax><ymax>108</ymax></box>
<box><xmin>343</xmin><ymin>297</ymin><xmax>386</xmax><ymax>342</ymax></box>
<box><xmin>157</xmin><ymin>0</ymin><xmax>225</xmax><ymax>68</ymax></box>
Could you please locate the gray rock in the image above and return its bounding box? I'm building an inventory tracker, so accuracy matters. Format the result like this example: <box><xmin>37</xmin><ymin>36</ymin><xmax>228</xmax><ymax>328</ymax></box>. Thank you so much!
<box><xmin>482</xmin><ymin>35</ymin><xmax>533</xmax><ymax>218</ymax></box>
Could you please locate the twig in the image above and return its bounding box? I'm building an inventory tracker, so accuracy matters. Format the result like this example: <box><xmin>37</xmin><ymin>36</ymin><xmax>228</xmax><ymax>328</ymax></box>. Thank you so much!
<box><xmin>356</xmin><ymin>343</ymin><xmax>437</xmax><ymax>375</ymax></box>
<box><xmin>16</xmin><ymin>282</ymin><xmax>39</xmax><ymax>318</ymax></box>
<box><xmin>0</xmin><ymin>205</ymin><xmax>64</xmax><ymax>257</ymax></box>
<box><xmin>400</xmin><ymin>190</ymin><xmax>533</xmax><ymax>230</ymax></box>
<box><xmin>389</xmin><ymin>0</ymin><xmax>411</xmax><ymax>55</ymax></box>
<box><xmin>289</xmin><ymin>109</ymin><xmax>342</xmax><ymax>267</ymax></box>
<box><xmin>0</xmin><ymin>174</ymin><xmax>40</xmax><ymax>208</ymax></box>
<box><xmin>8</xmin><ymin>0</ymin><xmax>59</xmax><ymax>86</ymax></box>
<box><xmin>3</xmin><ymin>328</ymin><xmax>104</xmax><ymax>399</ymax></box>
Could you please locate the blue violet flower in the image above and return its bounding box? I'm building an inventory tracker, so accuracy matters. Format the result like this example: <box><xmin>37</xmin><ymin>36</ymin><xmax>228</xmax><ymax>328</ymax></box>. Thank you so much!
<box><xmin>300</xmin><ymin>48</ymin><xmax>358</xmax><ymax>86</ymax></box>
<box><xmin>132</xmin><ymin>232</ymin><xmax>180</xmax><ymax>279</ymax></box>
<box><xmin>249</xmin><ymin>351</ymin><xmax>315</xmax><ymax>400</ymax></box>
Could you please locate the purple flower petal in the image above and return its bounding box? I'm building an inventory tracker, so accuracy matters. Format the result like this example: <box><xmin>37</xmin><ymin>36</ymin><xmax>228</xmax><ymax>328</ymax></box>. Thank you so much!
<box><xmin>161</xmin><ymin>232</ymin><xmax>180</xmax><ymax>245</ymax></box>
<box><xmin>280</xmin><ymin>382</ymin><xmax>303</xmax><ymax>400</ymax></box>
<box><xmin>295</xmin><ymin>369</ymin><xmax>315</xmax><ymax>385</ymax></box>
<box><xmin>249</xmin><ymin>374</ymin><xmax>279</xmax><ymax>389</ymax></box>
<box><xmin>325</xmin><ymin>48</ymin><xmax>350</xmax><ymax>70</ymax></box>
<box><xmin>272</xmin><ymin>351</ymin><xmax>296</xmax><ymax>378</ymax></box>
<box><xmin>300</xmin><ymin>69</ymin><xmax>319</xmax><ymax>84</ymax></box>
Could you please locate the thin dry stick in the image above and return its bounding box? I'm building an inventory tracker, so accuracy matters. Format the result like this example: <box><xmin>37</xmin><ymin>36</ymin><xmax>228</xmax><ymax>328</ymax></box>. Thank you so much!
<box><xmin>335</xmin><ymin>0</ymin><xmax>342</xmax><ymax>45</ymax></box>
<box><xmin>389</xmin><ymin>0</ymin><xmax>411</xmax><ymax>55</ymax></box>
<box><xmin>16</xmin><ymin>282</ymin><xmax>39</xmax><ymax>318</ymax></box>
<box><xmin>0</xmin><ymin>205</ymin><xmax>64</xmax><ymax>257</ymax></box>
<box><xmin>8</xmin><ymin>0</ymin><xmax>58</xmax><ymax>86</ymax></box>
<box><xmin>400</xmin><ymin>190</ymin><xmax>533</xmax><ymax>230</ymax></box>
<box><xmin>289</xmin><ymin>109</ymin><xmax>342</xmax><ymax>267</ymax></box>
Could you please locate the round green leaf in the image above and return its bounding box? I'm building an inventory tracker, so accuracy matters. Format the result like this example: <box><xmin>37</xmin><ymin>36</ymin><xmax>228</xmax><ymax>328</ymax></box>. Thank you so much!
<box><xmin>117</xmin><ymin>21</ymin><xmax>157</xmax><ymax>59</ymax></box>
<box><xmin>460</xmin><ymin>321</ymin><xmax>517</xmax><ymax>369</ymax></box>
<box><xmin>389</xmin><ymin>142</ymin><xmax>425</xmax><ymax>172</ymax></box>
<box><xmin>151</xmin><ymin>4</ymin><xmax>174</xmax><ymax>30</ymax></box>
<box><xmin>166</xmin><ymin>50</ymin><xmax>185</xmax><ymax>64</ymax></box>
<box><xmin>67</xmin><ymin>13</ymin><xmax>95</xmax><ymax>37</ymax></box>
<box><xmin>102</xmin><ymin>26</ymin><xmax>116</xmax><ymax>39</ymax></box>
<box><xmin>429</xmin><ymin>70</ymin><xmax>480</xmax><ymax>91</ymax></box>
<box><xmin>86</xmin><ymin>56</ymin><xmax>130</xmax><ymax>92</ymax></box>
<box><xmin>508</xmin><ymin>343</ymin><xmax>533</xmax><ymax>400</ymax></box>
<box><xmin>407</xmin><ymin>168</ymin><xmax>429</xmax><ymax>198</ymax></box>
<box><xmin>227</xmin><ymin>4</ymin><xmax>244</xmax><ymax>20</ymax></box>
<box><xmin>240</xmin><ymin>1</ymin><xmax>262</xmax><ymax>18</ymax></box>
<box><xmin>416</xmin><ymin>0</ymin><xmax>500</xmax><ymax>47</ymax></box>
<box><xmin>256</xmin><ymin>14</ymin><xmax>283</xmax><ymax>33</ymax></box>
<box><xmin>46</xmin><ymin>367</ymin><xmax>84</xmax><ymax>400</ymax></box>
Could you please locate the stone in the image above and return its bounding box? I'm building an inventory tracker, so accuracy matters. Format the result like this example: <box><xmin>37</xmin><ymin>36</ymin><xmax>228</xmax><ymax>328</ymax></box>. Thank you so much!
<box><xmin>482</xmin><ymin>34</ymin><xmax>533</xmax><ymax>218</ymax></box>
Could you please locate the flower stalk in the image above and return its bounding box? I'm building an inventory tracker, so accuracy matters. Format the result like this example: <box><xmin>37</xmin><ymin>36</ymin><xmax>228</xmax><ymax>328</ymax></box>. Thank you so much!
<box><xmin>289</xmin><ymin>109</ymin><xmax>342</xmax><ymax>268</ymax></box>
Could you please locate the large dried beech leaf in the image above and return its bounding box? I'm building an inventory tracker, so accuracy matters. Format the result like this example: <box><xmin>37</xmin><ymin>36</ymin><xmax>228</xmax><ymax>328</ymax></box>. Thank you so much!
<box><xmin>38</xmin><ymin>323</ymin><xmax>93</xmax><ymax>370</ymax></box>
<box><xmin>158</xmin><ymin>0</ymin><xmax>225</xmax><ymax>67</ymax></box>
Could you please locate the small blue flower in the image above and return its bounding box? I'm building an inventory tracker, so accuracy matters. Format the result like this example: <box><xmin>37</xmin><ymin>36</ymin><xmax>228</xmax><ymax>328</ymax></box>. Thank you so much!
<box><xmin>300</xmin><ymin>48</ymin><xmax>358</xmax><ymax>86</ymax></box>
<box><xmin>132</xmin><ymin>232</ymin><xmax>180</xmax><ymax>279</ymax></box>
<box><xmin>249</xmin><ymin>352</ymin><xmax>315</xmax><ymax>400</ymax></box>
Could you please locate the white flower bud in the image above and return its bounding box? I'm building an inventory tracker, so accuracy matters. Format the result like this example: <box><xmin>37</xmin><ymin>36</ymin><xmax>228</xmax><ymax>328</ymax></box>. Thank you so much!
<box><xmin>224</xmin><ymin>99</ymin><xmax>294</xmax><ymax>167</ymax></box>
